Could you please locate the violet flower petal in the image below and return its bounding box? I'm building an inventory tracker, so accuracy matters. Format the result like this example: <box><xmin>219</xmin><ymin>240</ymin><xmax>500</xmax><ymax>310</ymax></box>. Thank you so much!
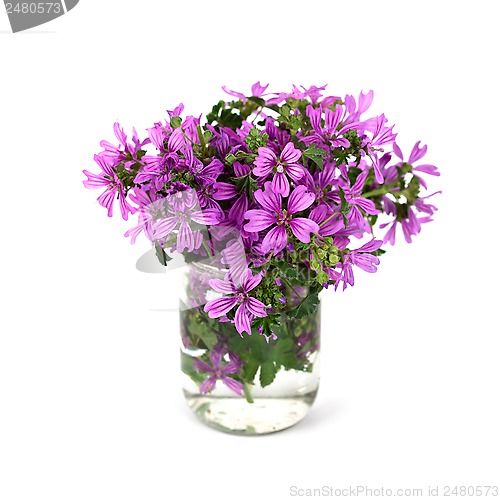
<box><xmin>213</xmin><ymin>182</ymin><xmax>238</xmax><ymax>200</ymax></box>
<box><xmin>191</xmin><ymin>209</ymin><xmax>221</xmax><ymax>225</ymax></box>
<box><xmin>239</xmin><ymin>269</ymin><xmax>262</xmax><ymax>292</ymax></box>
<box><xmin>209</xmin><ymin>349</ymin><xmax>223</xmax><ymax>370</ymax></box>
<box><xmin>409</xmin><ymin>141</ymin><xmax>427</xmax><ymax>163</ymax></box>
<box><xmin>152</xmin><ymin>216</ymin><xmax>179</xmax><ymax>239</ymax></box>
<box><xmin>208</xmin><ymin>278</ymin><xmax>237</xmax><ymax>294</ymax></box>
<box><xmin>353</xmin><ymin>197</ymin><xmax>380</xmax><ymax>215</ymax></box>
<box><xmin>261</xmin><ymin>225</ymin><xmax>287</xmax><ymax>253</ymax></box>
<box><xmin>168</xmin><ymin>128</ymin><xmax>184</xmax><ymax>152</ymax></box>
<box><xmin>357</xmin><ymin>239</ymin><xmax>383</xmax><ymax>253</ymax></box>
<box><xmin>287</xmin><ymin>185</ymin><xmax>315</xmax><ymax>214</ymax></box>
<box><xmin>271</xmin><ymin>171</ymin><xmax>290</xmax><ymax>196</ymax></box>
<box><xmin>228</xmin><ymin>194</ymin><xmax>249</xmax><ymax>226</ymax></box>
<box><xmin>221</xmin><ymin>376</ymin><xmax>245</xmax><ymax>396</ymax></box>
<box><xmin>204</xmin><ymin>297</ymin><xmax>238</xmax><ymax>318</ymax></box>
<box><xmin>289</xmin><ymin>218</ymin><xmax>319</xmax><ymax>243</ymax></box>
<box><xmin>193</xmin><ymin>358</ymin><xmax>215</xmax><ymax>373</ymax></box>
<box><xmin>414</xmin><ymin>164</ymin><xmax>440</xmax><ymax>176</ymax></box>
<box><xmin>254</xmin><ymin>184</ymin><xmax>282</xmax><ymax>213</ymax></box>
<box><xmin>245</xmin><ymin>297</ymin><xmax>267</xmax><ymax>317</ymax></box>
<box><xmin>353</xmin><ymin>253</ymin><xmax>380</xmax><ymax>273</ymax></box>
<box><xmin>280</xmin><ymin>142</ymin><xmax>302</xmax><ymax>164</ymax></box>
<box><xmin>393</xmin><ymin>142</ymin><xmax>404</xmax><ymax>160</ymax></box>
<box><xmin>234</xmin><ymin>303</ymin><xmax>251</xmax><ymax>335</ymax></box>
<box><xmin>243</xmin><ymin>210</ymin><xmax>276</xmax><ymax>232</ymax></box>
<box><xmin>286</xmin><ymin>163</ymin><xmax>305</xmax><ymax>182</ymax></box>
<box><xmin>199</xmin><ymin>376</ymin><xmax>217</xmax><ymax>394</ymax></box>
<box><xmin>253</xmin><ymin>163</ymin><xmax>274</xmax><ymax>177</ymax></box>
<box><xmin>177</xmin><ymin>220</ymin><xmax>195</xmax><ymax>252</ymax></box>
<box><xmin>254</xmin><ymin>147</ymin><xmax>277</xmax><ymax>169</ymax></box>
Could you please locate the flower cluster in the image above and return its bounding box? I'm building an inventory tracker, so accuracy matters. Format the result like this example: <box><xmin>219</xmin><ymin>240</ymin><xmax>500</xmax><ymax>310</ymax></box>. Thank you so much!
<box><xmin>84</xmin><ymin>82</ymin><xmax>440</xmax><ymax>395</ymax></box>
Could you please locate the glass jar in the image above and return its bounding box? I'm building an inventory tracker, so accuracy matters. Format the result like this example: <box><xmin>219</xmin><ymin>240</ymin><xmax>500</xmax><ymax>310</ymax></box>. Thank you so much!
<box><xmin>179</xmin><ymin>261</ymin><xmax>320</xmax><ymax>435</ymax></box>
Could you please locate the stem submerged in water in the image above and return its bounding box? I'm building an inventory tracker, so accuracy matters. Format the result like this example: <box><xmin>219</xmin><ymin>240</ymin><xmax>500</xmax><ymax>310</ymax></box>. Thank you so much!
<box><xmin>244</xmin><ymin>383</ymin><xmax>254</xmax><ymax>404</ymax></box>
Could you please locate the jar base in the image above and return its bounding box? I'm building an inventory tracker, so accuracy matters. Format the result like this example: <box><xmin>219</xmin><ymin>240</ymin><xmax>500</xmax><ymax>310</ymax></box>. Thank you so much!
<box><xmin>184</xmin><ymin>391</ymin><xmax>318</xmax><ymax>435</ymax></box>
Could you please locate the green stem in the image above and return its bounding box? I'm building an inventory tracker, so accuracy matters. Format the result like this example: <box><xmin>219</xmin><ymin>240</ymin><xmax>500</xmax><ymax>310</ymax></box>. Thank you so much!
<box><xmin>196</xmin><ymin>124</ymin><xmax>207</xmax><ymax>154</ymax></box>
<box><xmin>244</xmin><ymin>383</ymin><xmax>254</xmax><ymax>404</ymax></box>
<box><xmin>280</xmin><ymin>274</ymin><xmax>302</xmax><ymax>300</ymax></box>
<box><xmin>319</xmin><ymin>212</ymin><xmax>336</xmax><ymax>227</ymax></box>
<box><xmin>362</xmin><ymin>187</ymin><xmax>390</xmax><ymax>198</ymax></box>
<box><xmin>202</xmin><ymin>241</ymin><xmax>214</xmax><ymax>258</ymax></box>
<box><xmin>251</xmin><ymin>106</ymin><xmax>264</xmax><ymax>124</ymax></box>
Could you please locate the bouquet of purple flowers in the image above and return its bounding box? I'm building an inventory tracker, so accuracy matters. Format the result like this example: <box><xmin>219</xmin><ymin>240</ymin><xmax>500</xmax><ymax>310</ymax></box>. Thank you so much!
<box><xmin>84</xmin><ymin>82</ymin><xmax>440</xmax><ymax>404</ymax></box>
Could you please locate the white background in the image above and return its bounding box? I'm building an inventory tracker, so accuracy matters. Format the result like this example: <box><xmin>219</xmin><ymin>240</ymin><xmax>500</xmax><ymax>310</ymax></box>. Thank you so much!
<box><xmin>1</xmin><ymin>1</ymin><xmax>499</xmax><ymax>499</ymax></box>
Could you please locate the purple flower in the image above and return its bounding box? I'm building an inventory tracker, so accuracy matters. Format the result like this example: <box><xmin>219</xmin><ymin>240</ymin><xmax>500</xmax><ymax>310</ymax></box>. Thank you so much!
<box><xmin>266</xmin><ymin>84</ymin><xmax>328</xmax><ymax>105</ymax></box>
<box><xmin>193</xmin><ymin>349</ymin><xmax>244</xmax><ymax>396</ymax></box>
<box><xmin>123</xmin><ymin>190</ymin><xmax>162</xmax><ymax>244</ymax></box>
<box><xmin>228</xmin><ymin>193</ymin><xmax>249</xmax><ymax>227</ymax></box>
<box><xmin>253</xmin><ymin>142</ymin><xmax>304</xmax><ymax>196</ymax></box>
<box><xmin>151</xmin><ymin>184</ymin><xmax>220</xmax><ymax>252</ymax></box>
<box><xmin>135</xmin><ymin>123</ymin><xmax>185</xmax><ymax>188</ymax></box>
<box><xmin>222</xmin><ymin>81</ymin><xmax>269</xmax><ymax>102</ymax></box>
<box><xmin>381</xmin><ymin>205</ymin><xmax>428</xmax><ymax>245</ymax></box>
<box><xmin>303</xmin><ymin>104</ymin><xmax>358</xmax><ymax>149</ymax></box>
<box><xmin>204</xmin><ymin>268</ymin><xmax>267</xmax><ymax>336</ymax></box>
<box><xmin>208</xmin><ymin>126</ymin><xmax>231</xmax><ymax>157</ymax></box>
<box><xmin>190</xmin><ymin>155</ymin><xmax>224</xmax><ymax>186</ymax></box>
<box><xmin>291</xmin><ymin>84</ymin><xmax>328</xmax><ymax>103</ymax></box>
<box><xmin>393</xmin><ymin>141</ymin><xmax>440</xmax><ymax>189</ymax></box>
<box><xmin>244</xmin><ymin>183</ymin><xmax>319</xmax><ymax>254</ymax></box>
<box><xmin>309</xmin><ymin>205</ymin><xmax>344</xmax><ymax>236</ymax></box>
<box><xmin>365</xmin><ymin>114</ymin><xmax>397</xmax><ymax>148</ymax></box>
<box><xmin>363</xmin><ymin>114</ymin><xmax>397</xmax><ymax>183</ymax></box>
<box><xmin>99</xmin><ymin>122</ymin><xmax>129</xmax><ymax>163</ymax></box>
<box><xmin>332</xmin><ymin>171</ymin><xmax>379</xmax><ymax>233</ymax></box>
<box><xmin>344</xmin><ymin>171</ymin><xmax>380</xmax><ymax>214</ymax></box>
<box><xmin>219</xmin><ymin>236</ymin><xmax>249</xmax><ymax>280</ymax></box>
<box><xmin>167</xmin><ymin>103</ymin><xmax>184</xmax><ymax>120</ymax></box>
<box><xmin>100</xmin><ymin>122</ymin><xmax>148</xmax><ymax>163</ymax></box>
<box><xmin>299</xmin><ymin>161</ymin><xmax>338</xmax><ymax>204</ymax></box>
<box><xmin>83</xmin><ymin>154</ymin><xmax>136</xmax><ymax>220</ymax></box>
<box><xmin>146</xmin><ymin>122</ymin><xmax>168</xmax><ymax>152</ymax></box>
<box><xmin>212</xmin><ymin>182</ymin><xmax>238</xmax><ymax>200</ymax></box>
<box><xmin>343</xmin><ymin>90</ymin><xmax>374</xmax><ymax>125</ymax></box>
<box><xmin>328</xmin><ymin>239</ymin><xmax>383</xmax><ymax>291</ymax></box>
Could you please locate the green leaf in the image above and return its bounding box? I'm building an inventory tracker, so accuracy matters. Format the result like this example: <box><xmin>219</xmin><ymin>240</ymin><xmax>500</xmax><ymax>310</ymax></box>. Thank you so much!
<box><xmin>280</xmin><ymin>105</ymin><xmax>291</xmax><ymax>117</ymax></box>
<box><xmin>232</xmin><ymin>174</ymin><xmax>258</xmax><ymax>198</ymax></box>
<box><xmin>260</xmin><ymin>361</ymin><xmax>277</xmax><ymax>387</ymax></box>
<box><xmin>338</xmin><ymin>187</ymin><xmax>351</xmax><ymax>228</ymax></box>
<box><xmin>303</xmin><ymin>146</ymin><xmax>328</xmax><ymax>158</ymax></box>
<box><xmin>185</xmin><ymin>316</ymin><xmax>218</xmax><ymax>350</ymax></box>
<box><xmin>206</xmin><ymin>100</ymin><xmax>243</xmax><ymax>130</ymax></box>
<box><xmin>273</xmin><ymin>338</ymin><xmax>297</xmax><ymax>369</ymax></box>
<box><xmin>154</xmin><ymin>242</ymin><xmax>172</xmax><ymax>266</ymax></box>
<box><xmin>180</xmin><ymin>353</ymin><xmax>206</xmax><ymax>385</ymax></box>
<box><xmin>248</xmin><ymin>95</ymin><xmax>265</xmax><ymax>107</ymax></box>
<box><xmin>371</xmin><ymin>248</ymin><xmax>386</xmax><ymax>257</ymax></box>
<box><xmin>287</xmin><ymin>291</ymin><xmax>320</xmax><ymax>319</ymax></box>
<box><xmin>245</xmin><ymin>127</ymin><xmax>269</xmax><ymax>152</ymax></box>
<box><xmin>197</xmin><ymin>328</ymin><xmax>218</xmax><ymax>350</ymax></box>
<box><xmin>303</xmin><ymin>145</ymin><xmax>328</xmax><ymax>168</ymax></box>
<box><xmin>243</xmin><ymin>357</ymin><xmax>260</xmax><ymax>383</ymax></box>
<box><xmin>405</xmin><ymin>174</ymin><xmax>420</xmax><ymax>203</ymax></box>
